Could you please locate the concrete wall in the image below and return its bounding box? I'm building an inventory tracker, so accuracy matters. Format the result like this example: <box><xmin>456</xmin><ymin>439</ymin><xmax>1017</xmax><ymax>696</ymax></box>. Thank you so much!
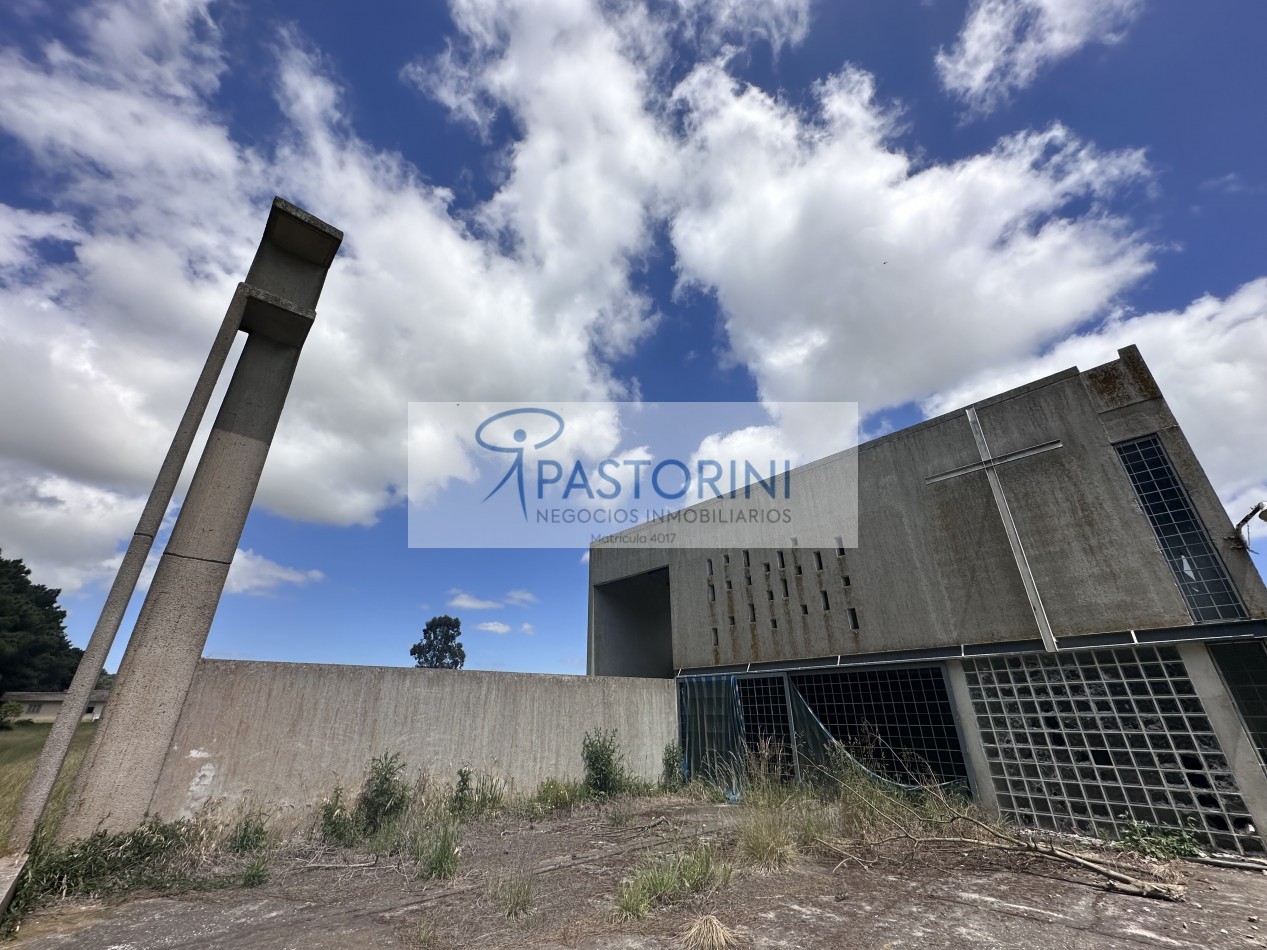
<box><xmin>148</xmin><ymin>660</ymin><xmax>678</xmax><ymax>819</ymax></box>
<box><xmin>589</xmin><ymin>346</ymin><xmax>1267</xmax><ymax>673</ymax></box>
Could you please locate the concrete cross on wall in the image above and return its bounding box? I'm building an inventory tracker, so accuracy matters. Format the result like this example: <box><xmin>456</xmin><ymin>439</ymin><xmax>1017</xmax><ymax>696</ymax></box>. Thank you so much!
<box><xmin>925</xmin><ymin>406</ymin><xmax>1064</xmax><ymax>652</ymax></box>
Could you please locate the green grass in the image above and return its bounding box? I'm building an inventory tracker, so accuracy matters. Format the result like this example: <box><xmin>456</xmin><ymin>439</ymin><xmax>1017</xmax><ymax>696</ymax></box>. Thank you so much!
<box><xmin>615</xmin><ymin>843</ymin><xmax>732</xmax><ymax>919</ymax></box>
<box><xmin>0</xmin><ymin>722</ymin><xmax>97</xmax><ymax>853</ymax></box>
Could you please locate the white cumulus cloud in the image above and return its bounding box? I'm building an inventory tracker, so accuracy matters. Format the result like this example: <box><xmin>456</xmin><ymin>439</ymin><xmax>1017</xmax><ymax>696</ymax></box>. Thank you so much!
<box><xmin>937</xmin><ymin>0</ymin><xmax>1145</xmax><ymax>114</ymax></box>
<box><xmin>224</xmin><ymin>548</ymin><xmax>324</xmax><ymax>597</ymax></box>
<box><xmin>447</xmin><ymin>589</ymin><xmax>503</xmax><ymax>610</ymax></box>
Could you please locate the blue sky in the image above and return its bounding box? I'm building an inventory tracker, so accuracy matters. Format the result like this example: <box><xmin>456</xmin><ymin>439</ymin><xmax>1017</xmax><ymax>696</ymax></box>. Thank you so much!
<box><xmin>0</xmin><ymin>0</ymin><xmax>1264</xmax><ymax>676</ymax></box>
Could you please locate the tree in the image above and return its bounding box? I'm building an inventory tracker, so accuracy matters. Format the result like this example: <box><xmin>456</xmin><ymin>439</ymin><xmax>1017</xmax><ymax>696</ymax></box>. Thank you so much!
<box><xmin>0</xmin><ymin>550</ymin><xmax>82</xmax><ymax>692</ymax></box>
<box><xmin>410</xmin><ymin>615</ymin><xmax>466</xmax><ymax>670</ymax></box>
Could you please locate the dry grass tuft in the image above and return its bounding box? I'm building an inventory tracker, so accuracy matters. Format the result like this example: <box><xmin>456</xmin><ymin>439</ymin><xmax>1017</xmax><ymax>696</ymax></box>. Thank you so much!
<box><xmin>681</xmin><ymin>913</ymin><xmax>738</xmax><ymax>949</ymax></box>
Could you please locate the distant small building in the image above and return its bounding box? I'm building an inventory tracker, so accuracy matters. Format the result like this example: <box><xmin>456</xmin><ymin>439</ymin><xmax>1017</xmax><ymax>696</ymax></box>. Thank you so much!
<box><xmin>1</xmin><ymin>690</ymin><xmax>110</xmax><ymax>723</ymax></box>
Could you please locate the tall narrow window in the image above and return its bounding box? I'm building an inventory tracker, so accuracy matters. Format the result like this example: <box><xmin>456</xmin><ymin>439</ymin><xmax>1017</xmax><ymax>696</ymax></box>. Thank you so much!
<box><xmin>767</xmin><ymin>589</ymin><xmax>774</xmax><ymax>601</ymax></box>
<box><xmin>795</xmin><ymin>563</ymin><xmax>802</xmax><ymax>576</ymax></box>
<box><xmin>712</xmin><ymin>627</ymin><xmax>719</xmax><ymax>646</ymax></box>
<box><xmin>836</xmin><ymin>536</ymin><xmax>845</xmax><ymax>556</ymax></box>
<box><xmin>708</xmin><ymin>584</ymin><xmax>715</xmax><ymax>602</ymax></box>
<box><xmin>763</xmin><ymin>562</ymin><xmax>770</xmax><ymax>574</ymax></box>
<box><xmin>801</xmin><ymin>604</ymin><xmax>809</xmax><ymax>615</ymax></box>
<box><xmin>842</xmin><ymin>575</ymin><xmax>851</xmax><ymax>587</ymax></box>
<box><xmin>814</xmin><ymin>551</ymin><xmax>824</xmax><ymax>571</ymax></box>
<box><xmin>771</xmin><ymin>618</ymin><xmax>778</xmax><ymax>629</ymax></box>
<box><xmin>728</xmin><ymin>615</ymin><xmax>735</xmax><ymax>626</ymax></box>
<box><xmin>725</xmin><ymin>579</ymin><xmax>732</xmax><ymax>590</ymax></box>
<box><xmin>781</xmin><ymin>578</ymin><xmax>789</xmax><ymax>598</ymax></box>
<box><xmin>821</xmin><ymin>590</ymin><xmax>830</xmax><ymax>611</ymax></box>
<box><xmin>748</xmin><ymin>603</ymin><xmax>756</xmax><ymax>622</ymax></box>
<box><xmin>743</xmin><ymin>550</ymin><xmax>751</xmax><ymax>568</ymax></box>
<box><xmin>777</xmin><ymin>551</ymin><xmax>785</xmax><ymax>569</ymax></box>
<box><xmin>848</xmin><ymin>607</ymin><xmax>859</xmax><ymax>630</ymax></box>
<box><xmin>707</xmin><ymin>558</ymin><xmax>713</xmax><ymax>576</ymax></box>
<box><xmin>1116</xmin><ymin>435</ymin><xmax>1246</xmax><ymax>622</ymax></box>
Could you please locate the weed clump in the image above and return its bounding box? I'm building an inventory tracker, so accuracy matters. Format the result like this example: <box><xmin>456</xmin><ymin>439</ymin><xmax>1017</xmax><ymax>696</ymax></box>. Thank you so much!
<box><xmin>356</xmin><ymin>751</ymin><xmax>411</xmax><ymax>836</ymax></box>
<box><xmin>449</xmin><ymin>768</ymin><xmax>504</xmax><ymax>820</ymax></box>
<box><xmin>1116</xmin><ymin>819</ymin><xmax>1201</xmax><ymax>860</ymax></box>
<box><xmin>582</xmin><ymin>729</ymin><xmax>629</xmax><ymax>797</ymax></box>
<box><xmin>225</xmin><ymin>809</ymin><xmax>269</xmax><ymax>854</ymax></box>
<box><xmin>491</xmin><ymin>864</ymin><xmax>534</xmax><ymax>917</ymax></box>
<box><xmin>241</xmin><ymin>856</ymin><xmax>269</xmax><ymax>887</ymax></box>
<box><xmin>4</xmin><ymin>817</ymin><xmax>216</xmax><ymax>933</ymax></box>
<box><xmin>411</xmin><ymin>816</ymin><xmax>462</xmax><ymax>880</ymax></box>
<box><xmin>661</xmin><ymin>741</ymin><xmax>684</xmax><ymax>791</ymax></box>
<box><xmin>682</xmin><ymin>913</ymin><xmax>738</xmax><ymax>950</ymax></box>
<box><xmin>319</xmin><ymin>785</ymin><xmax>359</xmax><ymax>847</ymax></box>
<box><xmin>615</xmin><ymin>842</ymin><xmax>732</xmax><ymax>919</ymax></box>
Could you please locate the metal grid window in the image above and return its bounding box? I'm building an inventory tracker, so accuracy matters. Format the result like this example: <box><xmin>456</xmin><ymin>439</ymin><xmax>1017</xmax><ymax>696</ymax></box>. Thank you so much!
<box><xmin>736</xmin><ymin>675</ymin><xmax>796</xmax><ymax>777</ymax></box>
<box><xmin>964</xmin><ymin>645</ymin><xmax>1263</xmax><ymax>855</ymax></box>
<box><xmin>1116</xmin><ymin>435</ymin><xmax>1246</xmax><ymax>622</ymax></box>
<box><xmin>791</xmin><ymin>667</ymin><xmax>969</xmax><ymax>786</ymax></box>
<box><xmin>1208</xmin><ymin>640</ymin><xmax>1267</xmax><ymax>772</ymax></box>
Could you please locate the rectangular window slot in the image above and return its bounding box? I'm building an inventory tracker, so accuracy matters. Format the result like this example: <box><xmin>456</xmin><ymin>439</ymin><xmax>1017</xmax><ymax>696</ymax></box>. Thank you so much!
<box><xmin>781</xmin><ymin>578</ymin><xmax>789</xmax><ymax>598</ymax></box>
<box><xmin>743</xmin><ymin>550</ymin><xmax>750</xmax><ymax>568</ymax></box>
<box><xmin>771</xmin><ymin>618</ymin><xmax>777</xmax><ymax>629</ymax></box>
<box><xmin>726</xmin><ymin>579</ymin><xmax>732</xmax><ymax>590</ymax></box>
<box><xmin>848</xmin><ymin>607</ymin><xmax>858</xmax><ymax>629</ymax></box>
<box><xmin>708</xmin><ymin>584</ymin><xmax>715</xmax><ymax>602</ymax></box>
<box><xmin>814</xmin><ymin>551</ymin><xmax>824</xmax><ymax>571</ymax></box>
<box><xmin>767</xmin><ymin>589</ymin><xmax>774</xmax><ymax>601</ymax></box>
<box><xmin>801</xmin><ymin>604</ymin><xmax>809</xmax><ymax>615</ymax></box>
<box><xmin>728</xmin><ymin>615</ymin><xmax>735</xmax><ymax>626</ymax></box>
<box><xmin>748</xmin><ymin>603</ymin><xmax>756</xmax><ymax>622</ymax></box>
<box><xmin>835</xmin><ymin>536</ymin><xmax>845</xmax><ymax>556</ymax></box>
<box><xmin>843</xmin><ymin>575</ymin><xmax>851</xmax><ymax>587</ymax></box>
<box><xmin>821</xmin><ymin>591</ymin><xmax>830</xmax><ymax>611</ymax></box>
<box><xmin>764</xmin><ymin>562</ymin><xmax>770</xmax><ymax>573</ymax></box>
<box><xmin>777</xmin><ymin>551</ymin><xmax>785</xmax><ymax>569</ymax></box>
<box><xmin>707</xmin><ymin>558</ymin><xmax>713</xmax><ymax>576</ymax></box>
<box><xmin>712</xmin><ymin>627</ymin><xmax>718</xmax><ymax>646</ymax></box>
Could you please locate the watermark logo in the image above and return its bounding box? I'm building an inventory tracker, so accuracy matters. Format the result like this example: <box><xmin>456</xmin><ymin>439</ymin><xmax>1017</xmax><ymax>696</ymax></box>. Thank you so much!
<box><xmin>475</xmin><ymin>408</ymin><xmax>565</xmax><ymax>518</ymax></box>
<box><xmin>407</xmin><ymin>401</ymin><xmax>859</xmax><ymax>549</ymax></box>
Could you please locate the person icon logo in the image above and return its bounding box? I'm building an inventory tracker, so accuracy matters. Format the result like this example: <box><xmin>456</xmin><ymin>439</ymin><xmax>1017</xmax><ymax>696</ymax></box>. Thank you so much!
<box><xmin>475</xmin><ymin>408</ymin><xmax>565</xmax><ymax>518</ymax></box>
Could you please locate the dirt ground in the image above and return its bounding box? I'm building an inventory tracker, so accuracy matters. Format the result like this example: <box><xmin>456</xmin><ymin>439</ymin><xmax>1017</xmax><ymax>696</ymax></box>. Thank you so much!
<box><xmin>8</xmin><ymin>797</ymin><xmax>1267</xmax><ymax>949</ymax></box>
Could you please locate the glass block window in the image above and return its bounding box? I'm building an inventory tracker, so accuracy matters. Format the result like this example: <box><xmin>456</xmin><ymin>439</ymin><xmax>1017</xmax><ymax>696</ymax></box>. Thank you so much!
<box><xmin>1115</xmin><ymin>435</ymin><xmax>1246</xmax><ymax>622</ymax></box>
<box><xmin>1208</xmin><ymin>640</ymin><xmax>1267</xmax><ymax>772</ymax></box>
<box><xmin>791</xmin><ymin>667</ymin><xmax>969</xmax><ymax>787</ymax></box>
<box><xmin>964</xmin><ymin>645</ymin><xmax>1263</xmax><ymax>855</ymax></box>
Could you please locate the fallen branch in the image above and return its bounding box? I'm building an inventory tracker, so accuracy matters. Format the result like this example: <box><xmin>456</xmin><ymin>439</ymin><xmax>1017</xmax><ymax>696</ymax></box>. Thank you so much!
<box><xmin>296</xmin><ymin>854</ymin><xmax>379</xmax><ymax>872</ymax></box>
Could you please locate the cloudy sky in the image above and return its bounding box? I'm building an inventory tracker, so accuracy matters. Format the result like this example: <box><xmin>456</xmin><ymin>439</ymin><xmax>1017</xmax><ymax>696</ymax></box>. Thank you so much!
<box><xmin>1</xmin><ymin>0</ymin><xmax>1264</xmax><ymax>674</ymax></box>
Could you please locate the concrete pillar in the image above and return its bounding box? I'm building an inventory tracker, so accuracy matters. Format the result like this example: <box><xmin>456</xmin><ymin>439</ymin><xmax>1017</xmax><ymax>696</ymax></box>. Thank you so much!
<box><xmin>943</xmin><ymin>659</ymin><xmax>999</xmax><ymax>813</ymax></box>
<box><xmin>1176</xmin><ymin>641</ymin><xmax>1267</xmax><ymax>846</ymax></box>
<box><xmin>58</xmin><ymin>200</ymin><xmax>341</xmax><ymax>839</ymax></box>
<box><xmin>9</xmin><ymin>286</ymin><xmax>244</xmax><ymax>852</ymax></box>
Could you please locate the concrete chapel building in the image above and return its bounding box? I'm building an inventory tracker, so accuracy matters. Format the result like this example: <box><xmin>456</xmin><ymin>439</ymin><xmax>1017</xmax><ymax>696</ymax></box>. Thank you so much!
<box><xmin>587</xmin><ymin>346</ymin><xmax>1267</xmax><ymax>855</ymax></box>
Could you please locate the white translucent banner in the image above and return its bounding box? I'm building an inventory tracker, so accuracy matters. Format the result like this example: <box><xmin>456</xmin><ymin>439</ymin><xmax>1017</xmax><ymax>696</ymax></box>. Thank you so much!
<box><xmin>407</xmin><ymin>402</ymin><xmax>859</xmax><ymax>549</ymax></box>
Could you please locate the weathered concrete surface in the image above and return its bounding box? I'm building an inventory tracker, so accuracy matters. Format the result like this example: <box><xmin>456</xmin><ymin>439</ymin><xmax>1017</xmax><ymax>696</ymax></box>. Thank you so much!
<box><xmin>9</xmin><ymin>284</ymin><xmax>247</xmax><ymax>856</ymax></box>
<box><xmin>590</xmin><ymin>345</ymin><xmax>1267</xmax><ymax>672</ymax></box>
<box><xmin>146</xmin><ymin>660</ymin><xmax>678</xmax><ymax>817</ymax></box>
<box><xmin>60</xmin><ymin>202</ymin><xmax>342</xmax><ymax>841</ymax></box>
